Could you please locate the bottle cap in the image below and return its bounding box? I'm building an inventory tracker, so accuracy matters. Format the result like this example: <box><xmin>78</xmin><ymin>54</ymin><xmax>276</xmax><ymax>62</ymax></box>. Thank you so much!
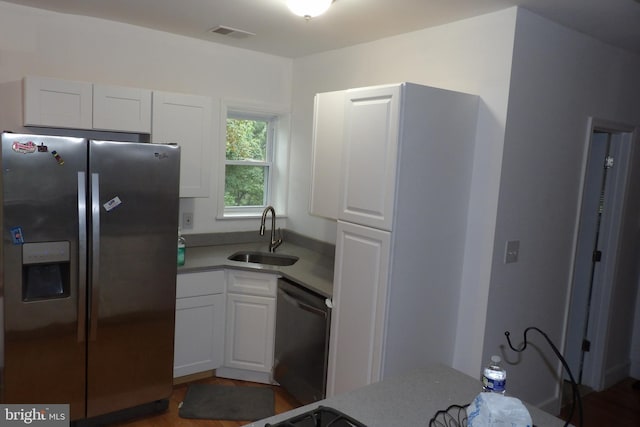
<box><xmin>491</xmin><ymin>355</ymin><xmax>501</xmax><ymax>363</ymax></box>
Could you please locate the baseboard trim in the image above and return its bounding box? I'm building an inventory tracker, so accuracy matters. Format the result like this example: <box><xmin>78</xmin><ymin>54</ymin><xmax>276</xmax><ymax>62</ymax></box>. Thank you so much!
<box><xmin>173</xmin><ymin>370</ymin><xmax>216</xmax><ymax>385</ymax></box>
<box><xmin>603</xmin><ymin>360</ymin><xmax>631</xmax><ymax>389</ymax></box>
<box><xmin>215</xmin><ymin>366</ymin><xmax>276</xmax><ymax>385</ymax></box>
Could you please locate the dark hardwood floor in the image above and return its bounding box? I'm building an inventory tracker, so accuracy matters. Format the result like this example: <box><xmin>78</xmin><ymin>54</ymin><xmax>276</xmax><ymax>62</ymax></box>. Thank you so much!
<box><xmin>111</xmin><ymin>373</ymin><xmax>302</xmax><ymax>427</ymax></box>
<box><xmin>559</xmin><ymin>378</ymin><xmax>640</xmax><ymax>427</ymax></box>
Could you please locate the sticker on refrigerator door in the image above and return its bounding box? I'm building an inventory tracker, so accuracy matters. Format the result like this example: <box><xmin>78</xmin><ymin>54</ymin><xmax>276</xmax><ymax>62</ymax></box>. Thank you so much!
<box><xmin>11</xmin><ymin>141</ymin><xmax>36</xmax><ymax>154</ymax></box>
<box><xmin>103</xmin><ymin>196</ymin><xmax>122</xmax><ymax>212</ymax></box>
<box><xmin>51</xmin><ymin>150</ymin><xmax>65</xmax><ymax>165</ymax></box>
<box><xmin>37</xmin><ymin>143</ymin><xmax>48</xmax><ymax>152</ymax></box>
<box><xmin>10</xmin><ymin>226</ymin><xmax>24</xmax><ymax>245</ymax></box>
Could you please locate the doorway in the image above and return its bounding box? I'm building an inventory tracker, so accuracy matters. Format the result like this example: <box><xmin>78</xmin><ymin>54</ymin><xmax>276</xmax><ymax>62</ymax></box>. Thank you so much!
<box><xmin>565</xmin><ymin>118</ymin><xmax>634</xmax><ymax>391</ymax></box>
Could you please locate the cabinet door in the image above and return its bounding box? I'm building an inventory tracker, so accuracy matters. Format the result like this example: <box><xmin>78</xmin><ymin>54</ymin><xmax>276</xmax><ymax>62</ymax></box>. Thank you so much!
<box><xmin>327</xmin><ymin>221</ymin><xmax>391</xmax><ymax>397</ymax></box>
<box><xmin>224</xmin><ymin>293</ymin><xmax>275</xmax><ymax>373</ymax></box>
<box><xmin>152</xmin><ymin>91</ymin><xmax>213</xmax><ymax>197</ymax></box>
<box><xmin>177</xmin><ymin>269</ymin><xmax>225</xmax><ymax>298</ymax></box>
<box><xmin>339</xmin><ymin>84</ymin><xmax>400</xmax><ymax>231</ymax></box>
<box><xmin>226</xmin><ymin>269</ymin><xmax>277</xmax><ymax>297</ymax></box>
<box><xmin>309</xmin><ymin>90</ymin><xmax>345</xmax><ymax>220</ymax></box>
<box><xmin>23</xmin><ymin>76</ymin><xmax>93</xmax><ymax>129</ymax></box>
<box><xmin>174</xmin><ymin>293</ymin><xmax>225</xmax><ymax>377</ymax></box>
<box><xmin>93</xmin><ymin>84</ymin><xmax>152</xmax><ymax>133</ymax></box>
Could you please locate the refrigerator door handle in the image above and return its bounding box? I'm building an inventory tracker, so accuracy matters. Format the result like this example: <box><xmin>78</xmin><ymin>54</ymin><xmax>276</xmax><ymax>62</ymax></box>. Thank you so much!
<box><xmin>89</xmin><ymin>172</ymin><xmax>101</xmax><ymax>341</ymax></box>
<box><xmin>77</xmin><ymin>172</ymin><xmax>87</xmax><ymax>343</ymax></box>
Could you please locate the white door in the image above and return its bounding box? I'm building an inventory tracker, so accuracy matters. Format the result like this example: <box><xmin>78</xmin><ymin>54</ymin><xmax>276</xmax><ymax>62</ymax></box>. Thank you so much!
<box><xmin>339</xmin><ymin>85</ymin><xmax>400</xmax><ymax>231</ymax></box>
<box><xmin>566</xmin><ymin>124</ymin><xmax>633</xmax><ymax>390</ymax></box>
<box><xmin>327</xmin><ymin>221</ymin><xmax>391</xmax><ymax>396</ymax></box>
<box><xmin>565</xmin><ymin>132</ymin><xmax>609</xmax><ymax>383</ymax></box>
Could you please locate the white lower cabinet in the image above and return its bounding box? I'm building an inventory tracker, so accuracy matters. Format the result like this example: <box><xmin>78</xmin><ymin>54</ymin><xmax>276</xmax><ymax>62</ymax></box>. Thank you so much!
<box><xmin>174</xmin><ymin>270</ymin><xmax>226</xmax><ymax>378</ymax></box>
<box><xmin>217</xmin><ymin>270</ymin><xmax>278</xmax><ymax>384</ymax></box>
<box><xmin>224</xmin><ymin>293</ymin><xmax>276</xmax><ymax>371</ymax></box>
<box><xmin>327</xmin><ymin>221</ymin><xmax>391</xmax><ymax>396</ymax></box>
<box><xmin>174</xmin><ymin>294</ymin><xmax>225</xmax><ymax>377</ymax></box>
<box><xmin>174</xmin><ymin>268</ymin><xmax>278</xmax><ymax>383</ymax></box>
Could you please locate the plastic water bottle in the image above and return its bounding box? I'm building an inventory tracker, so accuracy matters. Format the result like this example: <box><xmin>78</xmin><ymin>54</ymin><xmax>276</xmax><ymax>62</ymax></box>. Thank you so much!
<box><xmin>482</xmin><ymin>355</ymin><xmax>506</xmax><ymax>394</ymax></box>
<box><xmin>177</xmin><ymin>231</ymin><xmax>186</xmax><ymax>266</ymax></box>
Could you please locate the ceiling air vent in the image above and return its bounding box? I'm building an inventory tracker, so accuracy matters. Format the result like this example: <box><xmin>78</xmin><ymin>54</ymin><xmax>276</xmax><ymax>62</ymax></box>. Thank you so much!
<box><xmin>209</xmin><ymin>26</ymin><xmax>255</xmax><ymax>39</ymax></box>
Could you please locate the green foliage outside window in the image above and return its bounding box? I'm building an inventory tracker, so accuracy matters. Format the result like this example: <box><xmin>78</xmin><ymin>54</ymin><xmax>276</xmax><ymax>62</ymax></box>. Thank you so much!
<box><xmin>225</xmin><ymin>118</ymin><xmax>269</xmax><ymax>207</ymax></box>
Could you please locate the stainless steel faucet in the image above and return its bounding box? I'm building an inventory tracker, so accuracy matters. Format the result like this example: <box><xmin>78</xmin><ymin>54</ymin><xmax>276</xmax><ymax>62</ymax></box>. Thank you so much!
<box><xmin>260</xmin><ymin>206</ymin><xmax>282</xmax><ymax>252</ymax></box>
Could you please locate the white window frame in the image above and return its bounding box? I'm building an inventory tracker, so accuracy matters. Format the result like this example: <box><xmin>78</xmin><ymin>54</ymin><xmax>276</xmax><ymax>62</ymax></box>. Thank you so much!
<box><xmin>218</xmin><ymin>99</ymin><xmax>290</xmax><ymax>219</ymax></box>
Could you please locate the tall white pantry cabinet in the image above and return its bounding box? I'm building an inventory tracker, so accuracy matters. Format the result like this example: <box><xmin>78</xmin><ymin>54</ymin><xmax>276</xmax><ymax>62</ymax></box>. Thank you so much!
<box><xmin>310</xmin><ymin>83</ymin><xmax>479</xmax><ymax>396</ymax></box>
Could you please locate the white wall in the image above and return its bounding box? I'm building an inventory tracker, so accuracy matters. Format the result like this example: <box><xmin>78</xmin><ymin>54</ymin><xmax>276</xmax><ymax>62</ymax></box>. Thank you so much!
<box><xmin>481</xmin><ymin>7</ymin><xmax>640</xmax><ymax>411</ymax></box>
<box><xmin>0</xmin><ymin>1</ymin><xmax>293</xmax><ymax>235</ymax></box>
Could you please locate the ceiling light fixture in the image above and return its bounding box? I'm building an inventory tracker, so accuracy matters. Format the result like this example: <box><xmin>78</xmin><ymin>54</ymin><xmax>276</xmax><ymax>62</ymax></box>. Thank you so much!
<box><xmin>287</xmin><ymin>0</ymin><xmax>334</xmax><ymax>20</ymax></box>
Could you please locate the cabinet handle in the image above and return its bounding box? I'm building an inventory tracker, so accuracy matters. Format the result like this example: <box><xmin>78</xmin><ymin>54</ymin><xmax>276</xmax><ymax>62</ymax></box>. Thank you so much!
<box><xmin>89</xmin><ymin>173</ymin><xmax>101</xmax><ymax>341</ymax></box>
<box><xmin>77</xmin><ymin>172</ymin><xmax>87</xmax><ymax>343</ymax></box>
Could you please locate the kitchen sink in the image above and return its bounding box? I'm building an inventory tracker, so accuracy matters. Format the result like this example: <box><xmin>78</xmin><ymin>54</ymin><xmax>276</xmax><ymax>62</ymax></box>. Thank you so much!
<box><xmin>227</xmin><ymin>251</ymin><xmax>299</xmax><ymax>266</ymax></box>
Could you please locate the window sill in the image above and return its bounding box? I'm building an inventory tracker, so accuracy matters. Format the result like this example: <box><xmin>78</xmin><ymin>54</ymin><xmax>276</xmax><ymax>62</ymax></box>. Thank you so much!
<box><xmin>217</xmin><ymin>211</ymin><xmax>288</xmax><ymax>220</ymax></box>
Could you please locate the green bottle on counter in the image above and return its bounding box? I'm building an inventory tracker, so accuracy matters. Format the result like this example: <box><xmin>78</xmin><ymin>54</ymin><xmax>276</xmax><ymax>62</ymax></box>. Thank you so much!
<box><xmin>177</xmin><ymin>231</ymin><xmax>186</xmax><ymax>266</ymax></box>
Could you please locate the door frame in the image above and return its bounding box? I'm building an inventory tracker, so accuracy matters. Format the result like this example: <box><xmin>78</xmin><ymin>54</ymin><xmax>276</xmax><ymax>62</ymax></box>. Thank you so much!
<box><xmin>565</xmin><ymin>117</ymin><xmax>635</xmax><ymax>391</ymax></box>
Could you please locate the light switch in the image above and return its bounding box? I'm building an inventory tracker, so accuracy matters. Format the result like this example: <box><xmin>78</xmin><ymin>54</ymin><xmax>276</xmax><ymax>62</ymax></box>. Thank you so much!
<box><xmin>505</xmin><ymin>240</ymin><xmax>520</xmax><ymax>264</ymax></box>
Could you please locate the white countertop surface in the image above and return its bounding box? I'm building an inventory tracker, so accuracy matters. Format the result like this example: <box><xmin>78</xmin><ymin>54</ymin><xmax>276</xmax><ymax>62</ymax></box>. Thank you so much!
<box><xmin>246</xmin><ymin>364</ymin><xmax>570</xmax><ymax>427</ymax></box>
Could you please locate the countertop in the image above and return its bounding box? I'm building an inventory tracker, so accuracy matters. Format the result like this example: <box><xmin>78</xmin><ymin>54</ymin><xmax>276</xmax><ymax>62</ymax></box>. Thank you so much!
<box><xmin>177</xmin><ymin>241</ymin><xmax>335</xmax><ymax>298</ymax></box>
<box><xmin>247</xmin><ymin>364</ymin><xmax>570</xmax><ymax>427</ymax></box>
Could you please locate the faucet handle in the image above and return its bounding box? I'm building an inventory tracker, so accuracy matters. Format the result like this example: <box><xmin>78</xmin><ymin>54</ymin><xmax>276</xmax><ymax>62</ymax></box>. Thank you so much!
<box><xmin>271</xmin><ymin>228</ymin><xmax>283</xmax><ymax>252</ymax></box>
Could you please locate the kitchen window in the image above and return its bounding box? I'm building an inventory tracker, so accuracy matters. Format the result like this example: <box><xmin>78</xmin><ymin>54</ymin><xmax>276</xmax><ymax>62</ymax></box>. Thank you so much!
<box><xmin>219</xmin><ymin>101</ymin><xmax>290</xmax><ymax>218</ymax></box>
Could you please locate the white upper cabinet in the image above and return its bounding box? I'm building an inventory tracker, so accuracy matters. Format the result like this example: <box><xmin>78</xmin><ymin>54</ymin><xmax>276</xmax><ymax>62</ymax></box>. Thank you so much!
<box><xmin>93</xmin><ymin>84</ymin><xmax>151</xmax><ymax>133</ymax></box>
<box><xmin>23</xmin><ymin>76</ymin><xmax>216</xmax><ymax>198</ymax></box>
<box><xmin>23</xmin><ymin>76</ymin><xmax>93</xmax><ymax>129</ymax></box>
<box><xmin>339</xmin><ymin>85</ymin><xmax>401</xmax><ymax>231</ymax></box>
<box><xmin>23</xmin><ymin>76</ymin><xmax>152</xmax><ymax>133</ymax></box>
<box><xmin>309</xmin><ymin>90</ymin><xmax>345</xmax><ymax>220</ymax></box>
<box><xmin>151</xmin><ymin>91</ymin><xmax>213</xmax><ymax>198</ymax></box>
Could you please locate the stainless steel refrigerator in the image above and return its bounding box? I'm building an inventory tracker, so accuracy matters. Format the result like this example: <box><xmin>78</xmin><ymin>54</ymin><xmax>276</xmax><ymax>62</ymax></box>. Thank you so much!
<box><xmin>0</xmin><ymin>133</ymin><xmax>180</xmax><ymax>422</ymax></box>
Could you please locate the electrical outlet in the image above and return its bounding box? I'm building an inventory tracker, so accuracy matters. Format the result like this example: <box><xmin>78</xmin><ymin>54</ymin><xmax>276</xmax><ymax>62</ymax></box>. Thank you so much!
<box><xmin>182</xmin><ymin>212</ymin><xmax>194</xmax><ymax>229</ymax></box>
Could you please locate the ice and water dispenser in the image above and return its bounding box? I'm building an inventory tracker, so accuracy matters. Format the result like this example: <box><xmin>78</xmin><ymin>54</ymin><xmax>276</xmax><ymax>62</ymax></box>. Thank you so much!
<box><xmin>21</xmin><ymin>241</ymin><xmax>70</xmax><ymax>301</ymax></box>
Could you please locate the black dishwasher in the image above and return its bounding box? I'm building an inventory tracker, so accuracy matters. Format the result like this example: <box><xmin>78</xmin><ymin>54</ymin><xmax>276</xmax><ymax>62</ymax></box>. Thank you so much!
<box><xmin>274</xmin><ymin>278</ymin><xmax>332</xmax><ymax>405</ymax></box>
